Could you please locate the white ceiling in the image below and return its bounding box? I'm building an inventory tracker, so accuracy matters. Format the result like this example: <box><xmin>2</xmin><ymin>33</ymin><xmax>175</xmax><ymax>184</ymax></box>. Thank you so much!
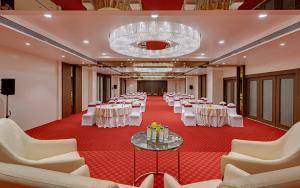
<box><xmin>0</xmin><ymin>25</ymin><xmax>90</xmax><ymax>64</ymax></box>
<box><xmin>1</xmin><ymin>10</ymin><xmax>299</xmax><ymax>63</ymax></box>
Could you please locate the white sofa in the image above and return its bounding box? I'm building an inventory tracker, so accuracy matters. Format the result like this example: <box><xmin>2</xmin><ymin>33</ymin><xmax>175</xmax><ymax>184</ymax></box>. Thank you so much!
<box><xmin>221</xmin><ymin>121</ymin><xmax>300</xmax><ymax>174</ymax></box>
<box><xmin>0</xmin><ymin>118</ymin><xmax>85</xmax><ymax>174</ymax></box>
<box><xmin>0</xmin><ymin>162</ymin><xmax>153</xmax><ymax>188</ymax></box>
<box><xmin>164</xmin><ymin>164</ymin><xmax>300</xmax><ymax>188</ymax></box>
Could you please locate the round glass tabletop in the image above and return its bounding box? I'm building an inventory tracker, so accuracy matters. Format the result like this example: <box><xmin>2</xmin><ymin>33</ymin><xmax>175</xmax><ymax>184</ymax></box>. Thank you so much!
<box><xmin>131</xmin><ymin>131</ymin><xmax>183</xmax><ymax>151</ymax></box>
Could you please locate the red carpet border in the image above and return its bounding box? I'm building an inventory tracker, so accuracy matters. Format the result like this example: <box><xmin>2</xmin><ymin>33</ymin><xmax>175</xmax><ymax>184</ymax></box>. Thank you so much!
<box><xmin>27</xmin><ymin>96</ymin><xmax>284</xmax><ymax>187</ymax></box>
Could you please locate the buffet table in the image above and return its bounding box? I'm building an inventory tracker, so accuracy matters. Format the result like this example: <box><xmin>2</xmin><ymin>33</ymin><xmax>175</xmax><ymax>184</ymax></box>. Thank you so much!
<box><xmin>193</xmin><ymin>105</ymin><xmax>227</xmax><ymax>127</ymax></box>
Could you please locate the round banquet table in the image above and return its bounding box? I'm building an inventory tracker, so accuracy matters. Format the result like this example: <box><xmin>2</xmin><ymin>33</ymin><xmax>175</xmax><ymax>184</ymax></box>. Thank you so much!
<box><xmin>95</xmin><ymin>104</ymin><xmax>131</xmax><ymax>128</ymax></box>
<box><xmin>193</xmin><ymin>105</ymin><xmax>228</xmax><ymax>127</ymax></box>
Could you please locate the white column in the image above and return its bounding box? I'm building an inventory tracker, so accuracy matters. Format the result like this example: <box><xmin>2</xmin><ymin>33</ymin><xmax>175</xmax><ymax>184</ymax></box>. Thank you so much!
<box><xmin>207</xmin><ymin>68</ymin><xmax>223</xmax><ymax>103</ymax></box>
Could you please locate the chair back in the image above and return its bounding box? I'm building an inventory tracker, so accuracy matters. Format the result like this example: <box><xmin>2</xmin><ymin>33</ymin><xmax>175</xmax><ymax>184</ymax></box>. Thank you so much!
<box><xmin>281</xmin><ymin>122</ymin><xmax>300</xmax><ymax>156</ymax></box>
<box><xmin>227</xmin><ymin>103</ymin><xmax>237</xmax><ymax>115</ymax></box>
<box><xmin>0</xmin><ymin>118</ymin><xmax>29</xmax><ymax>162</ymax></box>
<box><xmin>183</xmin><ymin>104</ymin><xmax>193</xmax><ymax>114</ymax></box>
<box><xmin>87</xmin><ymin>104</ymin><xmax>96</xmax><ymax>114</ymax></box>
<box><xmin>219</xmin><ymin>101</ymin><xmax>227</xmax><ymax>106</ymax></box>
<box><xmin>108</xmin><ymin>101</ymin><xmax>116</xmax><ymax>104</ymax></box>
<box><xmin>131</xmin><ymin>103</ymin><xmax>141</xmax><ymax>114</ymax></box>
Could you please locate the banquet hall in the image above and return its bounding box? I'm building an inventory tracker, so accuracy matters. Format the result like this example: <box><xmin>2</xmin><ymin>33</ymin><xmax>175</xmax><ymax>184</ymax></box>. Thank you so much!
<box><xmin>0</xmin><ymin>1</ymin><xmax>300</xmax><ymax>188</ymax></box>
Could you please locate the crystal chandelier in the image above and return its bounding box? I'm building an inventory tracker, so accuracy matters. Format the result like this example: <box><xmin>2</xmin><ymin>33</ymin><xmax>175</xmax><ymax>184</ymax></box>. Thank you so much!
<box><xmin>109</xmin><ymin>21</ymin><xmax>201</xmax><ymax>58</ymax></box>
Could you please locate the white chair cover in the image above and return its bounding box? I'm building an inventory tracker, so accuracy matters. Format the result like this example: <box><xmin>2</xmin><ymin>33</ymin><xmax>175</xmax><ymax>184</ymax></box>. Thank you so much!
<box><xmin>227</xmin><ymin>103</ymin><xmax>243</xmax><ymax>127</ymax></box>
<box><xmin>128</xmin><ymin>104</ymin><xmax>142</xmax><ymax>126</ymax></box>
<box><xmin>182</xmin><ymin>104</ymin><xmax>196</xmax><ymax>126</ymax></box>
<box><xmin>81</xmin><ymin>104</ymin><xmax>96</xmax><ymax>126</ymax></box>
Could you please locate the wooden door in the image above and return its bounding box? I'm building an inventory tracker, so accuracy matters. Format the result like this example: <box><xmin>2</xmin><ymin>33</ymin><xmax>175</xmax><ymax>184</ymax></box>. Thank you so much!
<box><xmin>62</xmin><ymin>63</ymin><xmax>73</xmax><ymax>118</ymax></box>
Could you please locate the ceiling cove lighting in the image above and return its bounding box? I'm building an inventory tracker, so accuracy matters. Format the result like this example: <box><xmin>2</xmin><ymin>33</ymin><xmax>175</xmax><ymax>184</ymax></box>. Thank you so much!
<box><xmin>258</xmin><ymin>13</ymin><xmax>268</xmax><ymax>19</ymax></box>
<box><xmin>109</xmin><ymin>21</ymin><xmax>201</xmax><ymax>58</ymax></box>
<box><xmin>134</xmin><ymin>67</ymin><xmax>173</xmax><ymax>73</ymax></box>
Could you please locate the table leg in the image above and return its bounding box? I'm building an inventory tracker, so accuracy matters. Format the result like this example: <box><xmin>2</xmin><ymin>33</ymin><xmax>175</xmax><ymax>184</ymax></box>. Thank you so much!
<box><xmin>178</xmin><ymin>150</ymin><xmax>180</xmax><ymax>183</ymax></box>
<box><xmin>133</xmin><ymin>147</ymin><xmax>136</xmax><ymax>185</ymax></box>
<box><xmin>156</xmin><ymin>151</ymin><xmax>159</xmax><ymax>173</ymax></box>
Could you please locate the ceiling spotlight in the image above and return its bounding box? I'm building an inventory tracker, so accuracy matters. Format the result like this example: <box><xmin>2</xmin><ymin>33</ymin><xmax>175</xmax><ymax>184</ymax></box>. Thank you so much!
<box><xmin>280</xmin><ymin>43</ymin><xmax>286</xmax><ymax>46</ymax></box>
<box><xmin>127</xmin><ymin>59</ymin><xmax>130</xmax><ymax>61</ymax></box>
<box><xmin>222</xmin><ymin>63</ymin><xmax>226</xmax><ymax>65</ymax></box>
<box><xmin>83</xmin><ymin>40</ymin><xmax>89</xmax><ymax>44</ymax></box>
<box><xmin>258</xmin><ymin>13</ymin><xmax>268</xmax><ymax>19</ymax></box>
<box><xmin>61</xmin><ymin>55</ymin><xmax>65</xmax><ymax>58</ymax></box>
<box><xmin>243</xmin><ymin>55</ymin><xmax>247</xmax><ymax>59</ymax></box>
<box><xmin>151</xmin><ymin>14</ymin><xmax>159</xmax><ymax>19</ymax></box>
<box><xmin>218</xmin><ymin>40</ymin><xmax>225</xmax><ymax>44</ymax></box>
<box><xmin>25</xmin><ymin>42</ymin><xmax>31</xmax><ymax>46</ymax></box>
<box><xmin>101</xmin><ymin>52</ymin><xmax>107</xmax><ymax>56</ymax></box>
<box><xmin>43</xmin><ymin>13</ymin><xmax>52</xmax><ymax>18</ymax></box>
<box><xmin>200</xmin><ymin>53</ymin><xmax>205</xmax><ymax>56</ymax></box>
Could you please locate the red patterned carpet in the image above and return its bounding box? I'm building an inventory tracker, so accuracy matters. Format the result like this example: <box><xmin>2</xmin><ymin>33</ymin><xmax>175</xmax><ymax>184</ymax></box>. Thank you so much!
<box><xmin>27</xmin><ymin>96</ymin><xmax>284</xmax><ymax>187</ymax></box>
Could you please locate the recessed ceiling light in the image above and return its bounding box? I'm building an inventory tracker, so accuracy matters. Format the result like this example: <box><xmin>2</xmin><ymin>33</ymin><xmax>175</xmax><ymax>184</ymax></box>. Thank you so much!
<box><xmin>127</xmin><ymin>59</ymin><xmax>130</xmax><ymax>61</ymax></box>
<box><xmin>218</xmin><ymin>40</ymin><xmax>225</xmax><ymax>44</ymax></box>
<box><xmin>222</xmin><ymin>63</ymin><xmax>226</xmax><ymax>65</ymax></box>
<box><xmin>43</xmin><ymin>13</ymin><xmax>52</xmax><ymax>18</ymax></box>
<box><xmin>151</xmin><ymin>14</ymin><xmax>159</xmax><ymax>19</ymax></box>
<box><xmin>101</xmin><ymin>52</ymin><xmax>107</xmax><ymax>56</ymax></box>
<box><xmin>258</xmin><ymin>13</ymin><xmax>268</xmax><ymax>19</ymax></box>
<box><xmin>61</xmin><ymin>55</ymin><xmax>65</xmax><ymax>58</ymax></box>
<box><xmin>243</xmin><ymin>55</ymin><xmax>247</xmax><ymax>59</ymax></box>
<box><xmin>200</xmin><ymin>53</ymin><xmax>205</xmax><ymax>56</ymax></box>
<box><xmin>280</xmin><ymin>42</ymin><xmax>286</xmax><ymax>46</ymax></box>
<box><xmin>25</xmin><ymin>42</ymin><xmax>31</xmax><ymax>46</ymax></box>
<box><xmin>83</xmin><ymin>40</ymin><xmax>89</xmax><ymax>44</ymax></box>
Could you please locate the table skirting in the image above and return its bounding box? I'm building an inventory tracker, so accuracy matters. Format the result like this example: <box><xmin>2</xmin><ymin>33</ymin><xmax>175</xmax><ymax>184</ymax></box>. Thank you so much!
<box><xmin>193</xmin><ymin>105</ymin><xmax>228</xmax><ymax>127</ymax></box>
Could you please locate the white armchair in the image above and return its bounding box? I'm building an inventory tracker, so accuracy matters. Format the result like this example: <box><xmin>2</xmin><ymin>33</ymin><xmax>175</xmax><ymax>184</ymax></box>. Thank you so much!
<box><xmin>165</xmin><ymin>164</ymin><xmax>300</xmax><ymax>188</ymax></box>
<box><xmin>0</xmin><ymin>162</ymin><xmax>154</xmax><ymax>188</ymax></box>
<box><xmin>0</xmin><ymin>118</ymin><xmax>85</xmax><ymax>174</ymax></box>
<box><xmin>221</xmin><ymin>121</ymin><xmax>300</xmax><ymax>174</ymax></box>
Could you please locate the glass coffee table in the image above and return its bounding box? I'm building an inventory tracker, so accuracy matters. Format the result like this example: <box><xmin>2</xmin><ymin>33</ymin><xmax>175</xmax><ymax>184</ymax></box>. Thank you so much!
<box><xmin>131</xmin><ymin>131</ymin><xmax>183</xmax><ymax>185</ymax></box>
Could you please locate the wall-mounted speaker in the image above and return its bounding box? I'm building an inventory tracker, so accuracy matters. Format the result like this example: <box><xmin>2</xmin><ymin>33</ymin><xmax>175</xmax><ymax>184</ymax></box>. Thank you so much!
<box><xmin>113</xmin><ymin>85</ymin><xmax>117</xmax><ymax>89</ymax></box>
<box><xmin>1</xmin><ymin>79</ymin><xmax>15</xmax><ymax>95</ymax></box>
<box><xmin>189</xmin><ymin>85</ymin><xmax>193</xmax><ymax>90</ymax></box>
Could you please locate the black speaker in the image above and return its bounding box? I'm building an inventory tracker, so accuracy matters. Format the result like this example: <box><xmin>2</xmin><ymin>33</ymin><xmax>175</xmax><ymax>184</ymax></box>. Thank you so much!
<box><xmin>113</xmin><ymin>85</ymin><xmax>117</xmax><ymax>89</ymax></box>
<box><xmin>189</xmin><ymin>85</ymin><xmax>193</xmax><ymax>90</ymax></box>
<box><xmin>1</xmin><ymin>79</ymin><xmax>15</xmax><ymax>95</ymax></box>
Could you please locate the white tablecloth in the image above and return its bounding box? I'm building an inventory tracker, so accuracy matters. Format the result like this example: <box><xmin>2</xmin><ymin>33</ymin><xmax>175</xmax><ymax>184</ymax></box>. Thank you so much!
<box><xmin>95</xmin><ymin>104</ymin><xmax>131</xmax><ymax>128</ymax></box>
<box><xmin>193</xmin><ymin>105</ymin><xmax>228</xmax><ymax>127</ymax></box>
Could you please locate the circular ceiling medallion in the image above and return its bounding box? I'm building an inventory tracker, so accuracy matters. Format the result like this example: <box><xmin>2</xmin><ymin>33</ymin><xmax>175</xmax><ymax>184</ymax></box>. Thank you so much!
<box><xmin>109</xmin><ymin>21</ymin><xmax>201</xmax><ymax>58</ymax></box>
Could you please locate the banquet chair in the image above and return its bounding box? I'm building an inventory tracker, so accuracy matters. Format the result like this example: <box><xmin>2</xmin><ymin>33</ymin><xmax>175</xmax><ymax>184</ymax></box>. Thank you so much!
<box><xmin>173</xmin><ymin>98</ymin><xmax>182</xmax><ymax>113</ymax></box>
<box><xmin>0</xmin><ymin>162</ymin><xmax>154</xmax><ymax>188</ymax></box>
<box><xmin>128</xmin><ymin>103</ymin><xmax>142</xmax><ymax>126</ymax></box>
<box><xmin>165</xmin><ymin>164</ymin><xmax>300</xmax><ymax>188</ymax></box>
<box><xmin>139</xmin><ymin>97</ymin><xmax>146</xmax><ymax>112</ymax></box>
<box><xmin>227</xmin><ymin>103</ymin><xmax>243</xmax><ymax>127</ymax></box>
<box><xmin>108</xmin><ymin>100</ymin><xmax>116</xmax><ymax>104</ymax></box>
<box><xmin>0</xmin><ymin>118</ymin><xmax>85</xmax><ymax>174</ymax></box>
<box><xmin>221</xmin><ymin>121</ymin><xmax>300</xmax><ymax>175</ymax></box>
<box><xmin>182</xmin><ymin>104</ymin><xmax>196</xmax><ymax>126</ymax></box>
<box><xmin>81</xmin><ymin>103</ymin><xmax>96</xmax><ymax>126</ymax></box>
<box><xmin>219</xmin><ymin>101</ymin><xmax>226</xmax><ymax>106</ymax></box>
<box><xmin>168</xmin><ymin>97</ymin><xmax>174</xmax><ymax>106</ymax></box>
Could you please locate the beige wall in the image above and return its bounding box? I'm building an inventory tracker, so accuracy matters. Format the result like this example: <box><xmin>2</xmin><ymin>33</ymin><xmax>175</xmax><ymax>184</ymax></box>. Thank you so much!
<box><xmin>207</xmin><ymin>68</ymin><xmax>223</xmax><ymax>103</ymax></box>
<box><xmin>0</xmin><ymin>46</ymin><xmax>61</xmax><ymax>130</ymax></box>
<box><xmin>126</xmin><ymin>79</ymin><xmax>137</xmax><ymax>93</ymax></box>
<box><xmin>167</xmin><ymin>79</ymin><xmax>185</xmax><ymax>93</ymax></box>
<box><xmin>0</xmin><ymin>46</ymin><xmax>97</xmax><ymax>130</ymax></box>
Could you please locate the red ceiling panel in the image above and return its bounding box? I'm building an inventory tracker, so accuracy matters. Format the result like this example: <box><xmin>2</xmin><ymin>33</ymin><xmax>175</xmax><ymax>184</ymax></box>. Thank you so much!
<box><xmin>51</xmin><ymin>0</ymin><xmax>86</xmax><ymax>10</ymax></box>
<box><xmin>238</xmin><ymin>0</ymin><xmax>265</xmax><ymax>10</ymax></box>
<box><xmin>141</xmin><ymin>0</ymin><xmax>184</xmax><ymax>10</ymax></box>
<box><xmin>146</xmin><ymin>41</ymin><xmax>170</xmax><ymax>50</ymax></box>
